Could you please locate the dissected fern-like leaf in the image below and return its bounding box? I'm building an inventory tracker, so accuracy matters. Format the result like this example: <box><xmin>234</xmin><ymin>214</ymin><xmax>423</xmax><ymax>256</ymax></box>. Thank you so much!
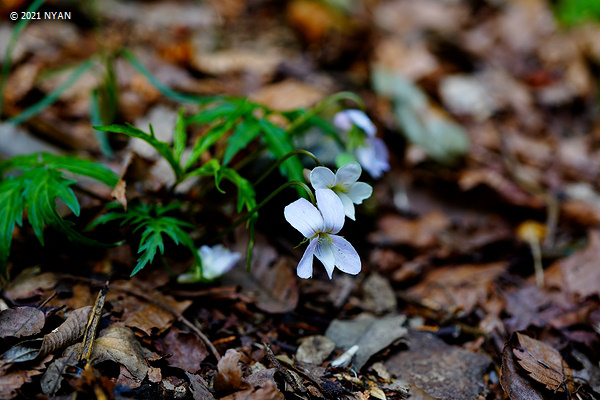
<box><xmin>94</xmin><ymin>202</ymin><xmax>198</xmax><ymax>276</ymax></box>
<box><xmin>0</xmin><ymin>153</ymin><xmax>119</xmax><ymax>277</ymax></box>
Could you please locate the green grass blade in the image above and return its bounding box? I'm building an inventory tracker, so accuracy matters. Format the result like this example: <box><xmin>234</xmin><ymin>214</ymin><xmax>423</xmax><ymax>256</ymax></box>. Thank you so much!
<box><xmin>0</xmin><ymin>0</ymin><xmax>46</xmax><ymax>117</ymax></box>
<box><xmin>7</xmin><ymin>59</ymin><xmax>95</xmax><ymax>126</ymax></box>
<box><xmin>123</xmin><ymin>49</ymin><xmax>219</xmax><ymax>105</ymax></box>
<box><xmin>90</xmin><ymin>89</ymin><xmax>114</xmax><ymax>158</ymax></box>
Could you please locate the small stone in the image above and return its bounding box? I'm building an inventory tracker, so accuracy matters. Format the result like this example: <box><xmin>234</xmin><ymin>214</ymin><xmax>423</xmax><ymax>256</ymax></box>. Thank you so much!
<box><xmin>296</xmin><ymin>335</ymin><xmax>336</xmax><ymax>365</ymax></box>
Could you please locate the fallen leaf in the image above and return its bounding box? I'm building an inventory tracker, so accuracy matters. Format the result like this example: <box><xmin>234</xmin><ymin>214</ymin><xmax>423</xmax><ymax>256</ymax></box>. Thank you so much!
<box><xmin>220</xmin><ymin>378</ymin><xmax>283</xmax><ymax>400</ymax></box>
<box><xmin>225</xmin><ymin>242</ymin><xmax>298</xmax><ymax>314</ymax></box>
<box><xmin>296</xmin><ymin>335</ymin><xmax>336</xmax><ymax>365</ymax></box>
<box><xmin>213</xmin><ymin>349</ymin><xmax>250</xmax><ymax>395</ymax></box>
<box><xmin>501</xmin><ymin>340</ymin><xmax>545</xmax><ymax>400</ymax></box>
<box><xmin>250</xmin><ymin>79</ymin><xmax>325</xmax><ymax>111</ymax></box>
<box><xmin>162</xmin><ymin>328</ymin><xmax>208</xmax><ymax>373</ymax></box>
<box><xmin>408</xmin><ymin>262</ymin><xmax>505</xmax><ymax>315</ymax></box>
<box><xmin>0</xmin><ymin>307</ymin><xmax>45</xmax><ymax>338</ymax></box>
<box><xmin>513</xmin><ymin>332</ymin><xmax>575</xmax><ymax>393</ymax></box>
<box><xmin>186</xmin><ymin>372</ymin><xmax>216</xmax><ymax>400</ymax></box>
<box><xmin>124</xmin><ymin>291</ymin><xmax>191</xmax><ymax>336</ymax></box>
<box><xmin>368</xmin><ymin>210</ymin><xmax>450</xmax><ymax>247</ymax></box>
<box><xmin>3</xmin><ymin>268</ymin><xmax>57</xmax><ymax>301</ymax></box>
<box><xmin>556</xmin><ymin>230</ymin><xmax>600</xmax><ymax>298</ymax></box>
<box><xmin>326</xmin><ymin>314</ymin><xmax>407</xmax><ymax>370</ymax></box>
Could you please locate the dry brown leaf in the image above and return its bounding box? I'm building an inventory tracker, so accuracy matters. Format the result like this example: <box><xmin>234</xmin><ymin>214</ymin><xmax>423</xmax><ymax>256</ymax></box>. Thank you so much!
<box><xmin>368</xmin><ymin>210</ymin><xmax>450</xmax><ymax>247</ymax></box>
<box><xmin>3</xmin><ymin>268</ymin><xmax>57</xmax><ymax>301</ymax></box>
<box><xmin>162</xmin><ymin>328</ymin><xmax>208</xmax><ymax>373</ymax></box>
<box><xmin>556</xmin><ymin>230</ymin><xmax>600</xmax><ymax>298</ymax></box>
<box><xmin>250</xmin><ymin>79</ymin><xmax>325</xmax><ymax>112</ymax></box>
<box><xmin>39</xmin><ymin>306</ymin><xmax>92</xmax><ymax>358</ymax></box>
<box><xmin>92</xmin><ymin>326</ymin><xmax>149</xmax><ymax>380</ymax></box>
<box><xmin>408</xmin><ymin>262</ymin><xmax>505</xmax><ymax>315</ymax></box>
<box><xmin>0</xmin><ymin>307</ymin><xmax>45</xmax><ymax>338</ymax></box>
<box><xmin>500</xmin><ymin>340</ymin><xmax>545</xmax><ymax>400</ymax></box>
<box><xmin>513</xmin><ymin>332</ymin><xmax>575</xmax><ymax>393</ymax></box>
<box><xmin>124</xmin><ymin>292</ymin><xmax>191</xmax><ymax>336</ymax></box>
<box><xmin>221</xmin><ymin>379</ymin><xmax>283</xmax><ymax>400</ymax></box>
<box><xmin>213</xmin><ymin>349</ymin><xmax>249</xmax><ymax>395</ymax></box>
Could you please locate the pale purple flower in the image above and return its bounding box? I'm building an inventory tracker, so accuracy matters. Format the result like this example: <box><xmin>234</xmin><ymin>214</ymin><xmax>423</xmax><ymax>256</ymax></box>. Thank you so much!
<box><xmin>284</xmin><ymin>189</ymin><xmax>361</xmax><ymax>279</ymax></box>
<box><xmin>177</xmin><ymin>244</ymin><xmax>241</xmax><ymax>283</ymax></box>
<box><xmin>310</xmin><ymin>162</ymin><xmax>373</xmax><ymax>220</ymax></box>
<box><xmin>333</xmin><ymin>109</ymin><xmax>376</xmax><ymax>136</ymax></box>
<box><xmin>355</xmin><ymin>137</ymin><xmax>390</xmax><ymax>179</ymax></box>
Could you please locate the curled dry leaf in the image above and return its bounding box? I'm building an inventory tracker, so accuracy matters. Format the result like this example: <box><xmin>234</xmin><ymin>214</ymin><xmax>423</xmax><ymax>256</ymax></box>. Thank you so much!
<box><xmin>3</xmin><ymin>268</ymin><xmax>57</xmax><ymax>302</ymax></box>
<box><xmin>1</xmin><ymin>306</ymin><xmax>92</xmax><ymax>364</ymax></box>
<box><xmin>213</xmin><ymin>349</ymin><xmax>250</xmax><ymax>395</ymax></box>
<box><xmin>513</xmin><ymin>332</ymin><xmax>575</xmax><ymax>393</ymax></box>
<box><xmin>0</xmin><ymin>307</ymin><xmax>45</xmax><ymax>338</ymax></box>
<box><xmin>501</xmin><ymin>340</ymin><xmax>544</xmax><ymax>400</ymax></box>
<box><xmin>39</xmin><ymin>306</ymin><xmax>92</xmax><ymax>358</ymax></box>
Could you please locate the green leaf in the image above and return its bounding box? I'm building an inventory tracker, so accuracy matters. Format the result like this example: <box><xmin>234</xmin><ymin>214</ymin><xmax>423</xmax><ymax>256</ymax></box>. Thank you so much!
<box><xmin>0</xmin><ymin>178</ymin><xmax>25</xmax><ymax>273</ymax></box>
<box><xmin>185</xmin><ymin>102</ymin><xmax>238</xmax><ymax>125</ymax></box>
<box><xmin>259</xmin><ymin>119</ymin><xmax>304</xmax><ymax>183</ymax></box>
<box><xmin>174</xmin><ymin>108</ymin><xmax>187</xmax><ymax>162</ymax></box>
<box><xmin>183</xmin><ymin>123</ymin><xmax>230</xmax><ymax>172</ymax></box>
<box><xmin>123</xmin><ymin>49</ymin><xmax>219</xmax><ymax>105</ymax></box>
<box><xmin>223</xmin><ymin>118</ymin><xmax>261</xmax><ymax>166</ymax></box>
<box><xmin>0</xmin><ymin>153</ymin><xmax>119</xmax><ymax>277</ymax></box>
<box><xmin>95</xmin><ymin>123</ymin><xmax>183</xmax><ymax>179</ymax></box>
<box><xmin>8</xmin><ymin>59</ymin><xmax>95</xmax><ymax>126</ymax></box>
<box><xmin>92</xmin><ymin>202</ymin><xmax>197</xmax><ymax>277</ymax></box>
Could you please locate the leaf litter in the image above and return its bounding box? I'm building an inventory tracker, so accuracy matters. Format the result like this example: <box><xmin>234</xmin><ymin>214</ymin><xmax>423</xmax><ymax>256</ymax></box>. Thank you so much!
<box><xmin>2</xmin><ymin>0</ymin><xmax>600</xmax><ymax>399</ymax></box>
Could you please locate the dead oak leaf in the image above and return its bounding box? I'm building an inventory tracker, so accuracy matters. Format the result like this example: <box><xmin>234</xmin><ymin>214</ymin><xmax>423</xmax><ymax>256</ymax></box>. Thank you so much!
<box><xmin>513</xmin><ymin>332</ymin><xmax>575</xmax><ymax>393</ymax></box>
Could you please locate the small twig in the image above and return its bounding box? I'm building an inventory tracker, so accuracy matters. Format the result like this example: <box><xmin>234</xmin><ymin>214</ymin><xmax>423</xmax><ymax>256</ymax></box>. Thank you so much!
<box><xmin>60</xmin><ymin>275</ymin><xmax>221</xmax><ymax>361</ymax></box>
<box><xmin>264</xmin><ymin>342</ymin><xmax>307</xmax><ymax>394</ymax></box>
<box><xmin>79</xmin><ymin>281</ymin><xmax>109</xmax><ymax>364</ymax></box>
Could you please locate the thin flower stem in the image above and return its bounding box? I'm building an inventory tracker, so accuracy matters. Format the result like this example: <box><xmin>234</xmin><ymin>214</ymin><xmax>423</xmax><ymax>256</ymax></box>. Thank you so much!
<box><xmin>212</xmin><ymin>180</ymin><xmax>315</xmax><ymax>244</ymax></box>
<box><xmin>253</xmin><ymin>149</ymin><xmax>322</xmax><ymax>185</ymax></box>
<box><xmin>285</xmin><ymin>91</ymin><xmax>364</xmax><ymax>135</ymax></box>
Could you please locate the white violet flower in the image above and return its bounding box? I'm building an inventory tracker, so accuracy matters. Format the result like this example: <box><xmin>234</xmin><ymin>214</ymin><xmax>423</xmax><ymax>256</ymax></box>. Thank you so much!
<box><xmin>333</xmin><ymin>109</ymin><xmax>376</xmax><ymax>136</ymax></box>
<box><xmin>355</xmin><ymin>137</ymin><xmax>390</xmax><ymax>179</ymax></box>
<box><xmin>177</xmin><ymin>244</ymin><xmax>241</xmax><ymax>283</ymax></box>
<box><xmin>310</xmin><ymin>162</ymin><xmax>372</xmax><ymax>220</ymax></box>
<box><xmin>284</xmin><ymin>189</ymin><xmax>361</xmax><ymax>279</ymax></box>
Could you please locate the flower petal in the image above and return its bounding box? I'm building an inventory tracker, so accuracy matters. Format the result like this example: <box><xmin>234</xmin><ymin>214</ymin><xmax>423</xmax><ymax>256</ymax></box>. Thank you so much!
<box><xmin>331</xmin><ymin>235</ymin><xmax>362</xmax><ymax>275</ymax></box>
<box><xmin>347</xmin><ymin>182</ymin><xmax>373</xmax><ymax>204</ymax></box>
<box><xmin>333</xmin><ymin>111</ymin><xmax>353</xmax><ymax>132</ymax></box>
<box><xmin>310</xmin><ymin>166</ymin><xmax>336</xmax><ymax>189</ymax></box>
<box><xmin>314</xmin><ymin>236</ymin><xmax>336</xmax><ymax>279</ymax></box>
<box><xmin>356</xmin><ymin>137</ymin><xmax>389</xmax><ymax>178</ymax></box>
<box><xmin>346</xmin><ymin>109</ymin><xmax>376</xmax><ymax>136</ymax></box>
<box><xmin>316</xmin><ymin>189</ymin><xmax>344</xmax><ymax>234</ymax></box>
<box><xmin>335</xmin><ymin>162</ymin><xmax>361</xmax><ymax>187</ymax></box>
<box><xmin>337</xmin><ymin>192</ymin><xmax>356</xmax><ymax>220</ymax></box>
<box><xmin>297</xmin><ymin>238</ymin><xmax>317</xmax><ymax>279</ymax></box>
<box><xmin>284</xmin><ymin>198</ymin><xmax>323</xmax><ymax>238</ymax></box>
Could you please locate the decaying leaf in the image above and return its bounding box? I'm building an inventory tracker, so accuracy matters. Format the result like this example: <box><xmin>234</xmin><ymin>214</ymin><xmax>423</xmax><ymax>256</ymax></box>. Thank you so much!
<box><xmin>326</xmin><ymin>314</ymin><xmax>407</xmax><ymax>370</ymax></box>
<box><xmin>295</xmin><ymin>335</ymin><xmax>336</xmax><ymax>365</ymax></box>
<box><xmin>41</xmin><ymin>325</ymin><xmax>150</xmax><ymax>395</ymax></box>
<box><xmin>1</xmin><ymin>306</ymin><xmax>92</xmax><ymax>363</ymax></box>
<box><xmin>512</xmin><ymin>332</ymin><xmax>575</xmax><ymax>393</ymax></box>
<box><xmin>0</xmin><ymin>307</ymin><xmax>45</xmax><ymax>338</ymax></box>
<box><xmin>3</xmin><ymin>268</ymin><xmax>57</xmax><ymax>301</ymax></box>
<box><xmin>408</xmin><ymin>262</ymin><xmax>505</xmax><ymax>315</ymax></box>
<box><xmin>124</xmin><ymin>291</ymin><xmax>191</xmax><ymax>335</ymax></box>
<box><xmin>213</xmin><ymin>349</ymin><xmax>250</xmax><ymax>395</ymax></box>
<box><xmin>39</xmin><ymin>306</ymin><xmax>92</xmax><ymax>358</ymax></box>
<box><xmin>556</xmin><ymin>230</ymin><xmax>600</xmax><ymax>299</ymax></box>
<box><xmin>162</xmin><ymin>328</ymin><xmax>208</xmax><ymax>373</ymax></box>
<box><xmin>501</xmin><ymin>341</ymin><xmax>545</xmax><ymax>400</ymax></box>
<box><xmin>224</xmin><ymin>242</ymin><xmax>298</xmax><ymax>313</ymax></box>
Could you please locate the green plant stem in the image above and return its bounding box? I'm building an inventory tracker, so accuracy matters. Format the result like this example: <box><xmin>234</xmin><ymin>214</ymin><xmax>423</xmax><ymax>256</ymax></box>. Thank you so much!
<box><xmin>285</xmin><ymin>91</ymin><xmax>364</xmax><ymax>135</ymax></box>
<box><xmin>212</xmin><ymin>180</ymin><xmax>315</xmax><ymax>244</ymax></box>
<box><xmin>253</xmin><ymin>149</ymin><xmax>322</xmax><ymax>185</ymax></box>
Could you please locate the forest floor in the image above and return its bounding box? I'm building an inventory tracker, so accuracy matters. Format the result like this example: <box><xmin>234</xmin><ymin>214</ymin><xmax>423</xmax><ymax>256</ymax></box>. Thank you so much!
<box><xmin>1</xmin><ymin>0</ymin><xmax>600</xmax><ymax>399</ymax></box>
